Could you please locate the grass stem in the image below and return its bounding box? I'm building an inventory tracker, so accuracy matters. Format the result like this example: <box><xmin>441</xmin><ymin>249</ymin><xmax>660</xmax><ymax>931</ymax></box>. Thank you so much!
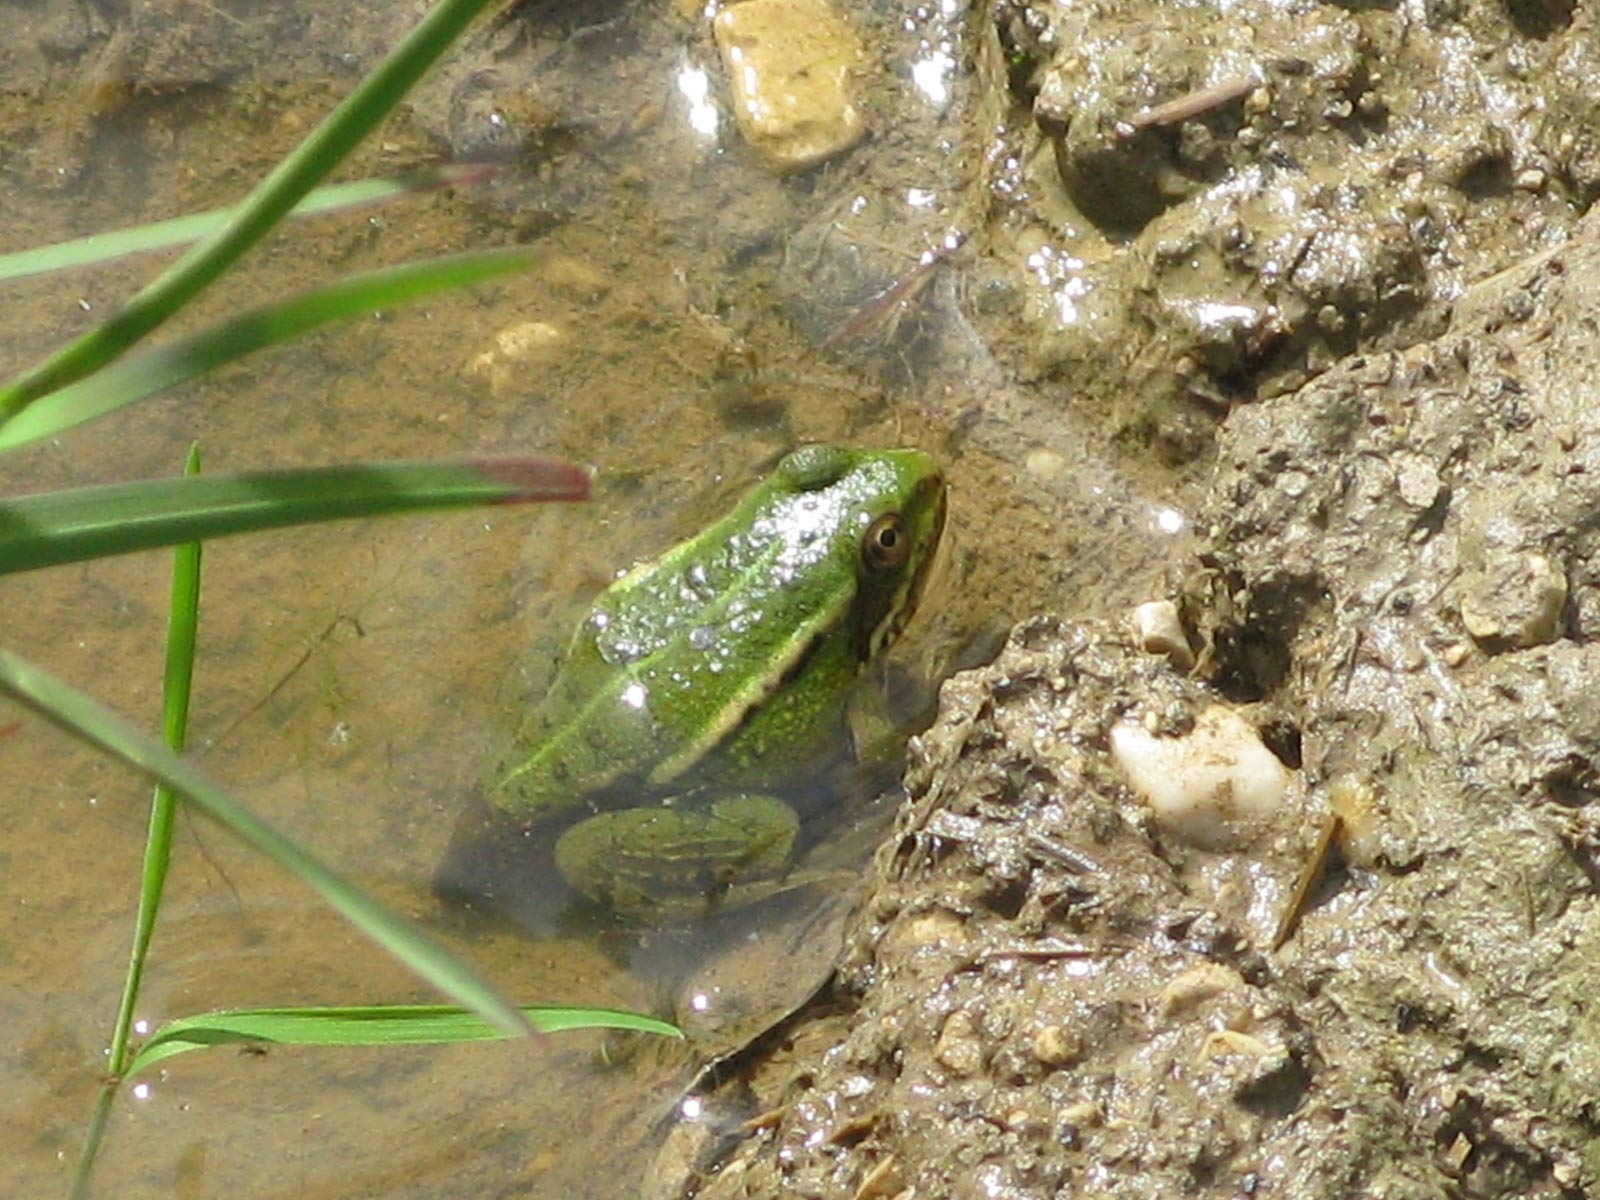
<box><xmin>72</xmin><ymin>444</ymin><xmax>203</xmax><ymax>1200</ymax></box>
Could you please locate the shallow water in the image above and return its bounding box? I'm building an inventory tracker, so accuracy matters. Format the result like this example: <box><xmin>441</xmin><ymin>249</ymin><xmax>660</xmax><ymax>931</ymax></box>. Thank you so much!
<box><xmin>0</xmin><ymin>2</ymin><xmax>1195</xmax><ymax>1197</ymax></box>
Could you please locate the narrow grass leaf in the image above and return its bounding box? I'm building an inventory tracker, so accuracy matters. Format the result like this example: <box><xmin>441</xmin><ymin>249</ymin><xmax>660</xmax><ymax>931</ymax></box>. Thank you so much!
<box><xmin>0</xmin><ymin>649</ymin><xmax>531</xmax><ymax>1038</ymax></box>
<box><xmin>0</xmin><ymin>247</ymin><xmax>537</xmax><ymax>450</ymax></box>
<box><xmin>0</xmin><ymin>168</ymin><xmax>488</xmax><ymax>283</ymax></box>
<box><xmin>126</xmin><ymin>1004</ymin><xmax>682</xmax><ymax>1078</ymax></box>
<box><xmin>0</xmin><ymin>457</ymin><xmax>589</xmax><ymax>575</ymax></box>
<box><xmin>0</xmin><ymin>0</ymin><xmax>497</xmax><ymax>417</ymax></box>
<box><xmin>77</xmin><ymin>445</ymin><xmax>204</xmax><ymax>1200</ymax></box>
<box><xmin>106</xmin><ymin>443</ymin><xmax>203</xmax><ymax>1075</ymax></box>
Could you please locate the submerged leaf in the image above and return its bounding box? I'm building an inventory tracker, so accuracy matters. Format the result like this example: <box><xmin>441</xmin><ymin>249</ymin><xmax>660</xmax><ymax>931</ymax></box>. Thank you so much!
<box><xmin>125</xmin><ymin>1004</ymin><xmax>682</xmax><ymax>1078</ymax></box>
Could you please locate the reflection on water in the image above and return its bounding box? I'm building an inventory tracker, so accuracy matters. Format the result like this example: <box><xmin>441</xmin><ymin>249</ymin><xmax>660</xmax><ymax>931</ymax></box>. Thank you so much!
<box><xmin>0</xmin><ymin>1</ymin><xmax>1198</xmax><ymax>1197</ymax></box>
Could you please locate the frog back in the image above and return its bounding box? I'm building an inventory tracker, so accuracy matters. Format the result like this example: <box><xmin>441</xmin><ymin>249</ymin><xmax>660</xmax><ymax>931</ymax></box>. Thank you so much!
<box><xmin>489</xmin><ymin>503</ymin><xmax>861</xmax><ymax>820</ymax></box>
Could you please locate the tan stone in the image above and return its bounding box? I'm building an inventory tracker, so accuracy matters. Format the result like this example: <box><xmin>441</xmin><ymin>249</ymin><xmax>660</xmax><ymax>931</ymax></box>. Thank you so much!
<box><xmin>933</xmin><ymin>1010</ymin><xmax>983</xmax><ymax>1076</ymax></box>
<box><xmin>464</xmin><ymin>320</ymin><xmax>565</xmax><ymax>397</ymax></box>
<box><xmin>712</xmin><ymin>0</ymin><xmax>867</xmax><ymax>172</ymax></box>
<box><xmin>1031</xmin><ymin>1024</ymin><xmax>1083</xmax><ymax>1067</ymax></box>
<box><xmin>1458</xmin><ymin>550</ymin><xmax>1567</xmax><ymax>651</ymax></box>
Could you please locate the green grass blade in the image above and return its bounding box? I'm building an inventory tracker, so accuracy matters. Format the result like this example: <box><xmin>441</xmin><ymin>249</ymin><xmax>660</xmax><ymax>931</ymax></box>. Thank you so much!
<box><xmin>106</xmin><ymin>442</ymin><xmax>203</xmax><ymax>1075</ymax></box>
<box><xmin>0</xmin><ymin>168</ymin><xmax>488</xmax><ymax>283</ymax></box>
<box><xmin>125</xmin><ymin>1004</ymin><xmax>682</xmax><ymax>1078</ymax></box>
<box><xmin>0</xmin><ymin>457</ymin><xmax>589</xmax><ymax>575</ymax></box>
<box><xmin>0</xmin><ymin>0</ymin><xmax>496</xmax><ymax>419</ymax></box>
<box><xmin>0</xmin><ymin>649</ymin><xmax>532</xmax><ymax>1039</ymax></box>
<box><xmin>69</xmin><ymin>1092</ymin><xmax>116</xmax><ymax>1200</ymax></box>
<box><xmin>76</xmin><ymin>444</ymin><xmax>204</xmax><ymax>1200</ymax></box>
<box><xmin>0</xmin><ymin>247</ymin><xmax>537</xmax><ymax>451</ymax></box>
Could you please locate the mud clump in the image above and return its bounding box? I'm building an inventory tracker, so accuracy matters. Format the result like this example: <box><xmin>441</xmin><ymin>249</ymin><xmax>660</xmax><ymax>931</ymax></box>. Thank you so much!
<box><xmin>672</xmin><ymin>622</ymin><xmax>1321</xmax><ymax>1199</ymax></box>
<box><xmin>978</xmin><ymin>0</ymin><xmax>1599</xmax><ymax>459</ymax></box>
<box><xmin>654</xmin><ymin>216</ymin><xmax>1600</xmax><ymax>1200</ymax></box>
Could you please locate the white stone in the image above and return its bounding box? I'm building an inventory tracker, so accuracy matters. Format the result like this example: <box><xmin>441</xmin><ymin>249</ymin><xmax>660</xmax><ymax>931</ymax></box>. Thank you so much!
<box><xmin>1131</xmin><ymin>600</ymin><xmax>1194</xmax><ymax>670</ymax></box>
<box><xmin>1025</xmin><ymin>449</ymin><xmax>1067</xmax><ymax>479</ymax></box>
<box><xmin>934</xmin><ymin>1010</ymin><xmax>983</xmax><ymax>1076</ymax></box>
<box><xmin>1394</xmin><ymin>455</ymin><xmax>1441</xmax><ymax>510</ymax></box>
<box><xmin>1111</xmin><ymin>705</ymin><xmax>1290</xmax><ymax>850</ymax></box>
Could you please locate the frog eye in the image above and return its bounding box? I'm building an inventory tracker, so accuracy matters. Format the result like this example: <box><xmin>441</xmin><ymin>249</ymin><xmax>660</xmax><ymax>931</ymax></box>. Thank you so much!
<box><xmin>862</xmin><ymin>513</ymin><xmax>909</xmax><ymax>571</ymax></box>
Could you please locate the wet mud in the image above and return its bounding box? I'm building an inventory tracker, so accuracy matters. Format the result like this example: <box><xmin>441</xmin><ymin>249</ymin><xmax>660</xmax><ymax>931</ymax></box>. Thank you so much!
<box><xmin>663</xmin><ymin>179</ymin><xmax>1600</xmax><ymax>1200</ymax></box>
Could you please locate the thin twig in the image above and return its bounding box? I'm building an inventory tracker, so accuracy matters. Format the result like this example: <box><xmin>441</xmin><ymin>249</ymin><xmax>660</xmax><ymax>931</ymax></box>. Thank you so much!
<box><xmin>1273</xmin><ymin>812</ymin><xmax>1341</xmax><ymax>950</ymax></box>
<box><xmin>1027</xmin><ymin>831</ymin><xmax>1103</xmax><ymax>875</ymax></box>
<box><xmin>1117</xmin><ymin>74</ymin><xmax>1257</xmax><ymax>138</ymax></box>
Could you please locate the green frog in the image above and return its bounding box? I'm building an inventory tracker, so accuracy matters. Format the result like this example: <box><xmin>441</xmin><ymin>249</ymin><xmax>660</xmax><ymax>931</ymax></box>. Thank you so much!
<box><xmin>447</xmin><ymin>445</ymin><xmax>945</xmax><ymax>923</ymax></box>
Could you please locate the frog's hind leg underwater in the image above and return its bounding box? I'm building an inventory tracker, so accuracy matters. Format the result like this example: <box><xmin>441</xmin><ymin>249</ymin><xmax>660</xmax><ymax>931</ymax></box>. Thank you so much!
<box><xmin>433</xmin><ymin>797</ymin><xmax>610</xmax><ymax>940</ymax></box>
<box><xmin>432</xmin><ymin>796</ymin><xmax>815</xmax><ymax>981</ymax></box>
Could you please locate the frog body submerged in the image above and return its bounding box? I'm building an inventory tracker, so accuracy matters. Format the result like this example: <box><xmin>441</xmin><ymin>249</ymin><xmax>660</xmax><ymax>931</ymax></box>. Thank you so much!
<box><xmin>487</xmin><ymin>445</ymin><xmax>945</xmax><ymax>917</ymax></box>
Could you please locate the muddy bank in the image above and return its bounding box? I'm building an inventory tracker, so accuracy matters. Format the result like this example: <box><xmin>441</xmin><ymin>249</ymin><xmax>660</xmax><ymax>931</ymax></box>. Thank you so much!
<box><xmin>654</xmin><ymin>215</ymin><xmax>1600</xmax><ymax>1200</ymax></box>
<box><xmin>976</xmin><ymin>0</ymin><xmax>1596</xmax><ymax>461</ymax></box>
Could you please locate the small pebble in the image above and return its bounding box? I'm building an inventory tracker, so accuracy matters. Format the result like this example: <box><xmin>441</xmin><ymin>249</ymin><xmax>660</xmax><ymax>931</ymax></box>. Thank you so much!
<box><xmin>1277</xmin><ymin>469</ymin><xmax>1311</xmax><ymax>498</ymax></box>
<box><xmin>1459</xmin><ymin>551</ymin><xmax>1566</xmax><ymax>651</ymax></box>
<box><xmin>1003</xmin><ymin>1108</ymin><xmax>1033</xmax><ymax>1132</ymax></box>
<box><xmin>1026</xmin><ymin>449</ymin><xmax>1067</xmax><ymax>480</ymax></box>
<box><xmin>1111</xmin><ymin>705</ymin><xmax>1292</xmax><ymax>850</ymax></box>
<box><xmin>1329</xmin><ymin>775</ymin><xmax>1379</xmax><ymax>864</ymax></box>
<box><xmin>1159</xmin><ymin>963</ymin><xmax>1244</xmax><ymax>1017</ymax></box>
<box><xmin>1200</xmin><ymin>1028</ymin><xmax>1274</xmax><ymax>1060</ymax></box>
<box><xmin>464</xmin><ymin>320</ymin><xmax>565</xmax><ymax>397</ymax></box>
<box><xmin>712</xmin><ymin>0</ymin><xmax>866</xmax><ymax>172</ymax></box>
<box><xmin>1031</xmin><ymin>1024</ymin><xmax>1083</xmax><ymax>1067</ymax></box>
<box><xmin>934</xmin><ymin>1011</ymin><xmax>984</xmax><ymax>1076</ymax></box>
<box><xmin>1131</xmin><ymin>600</ymin><xmax>1195</xmax><ymax>670</ymax></box>
<box><xmin>1394</xmin><ymin>456</ymin><xmax>1441</xmax><ymax>510</ymax></box>
<box><xmin>885</xmin><ymin>908</ymin><xmax>970</xmax><ymax>954</ymax></box>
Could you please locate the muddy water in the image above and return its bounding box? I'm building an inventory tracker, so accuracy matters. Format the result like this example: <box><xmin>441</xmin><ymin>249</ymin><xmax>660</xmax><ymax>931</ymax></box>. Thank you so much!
<box><xmin>0</xmin><ymin>3</ymin><xmax>1188</xmax><ymax>1198</ymax></box>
